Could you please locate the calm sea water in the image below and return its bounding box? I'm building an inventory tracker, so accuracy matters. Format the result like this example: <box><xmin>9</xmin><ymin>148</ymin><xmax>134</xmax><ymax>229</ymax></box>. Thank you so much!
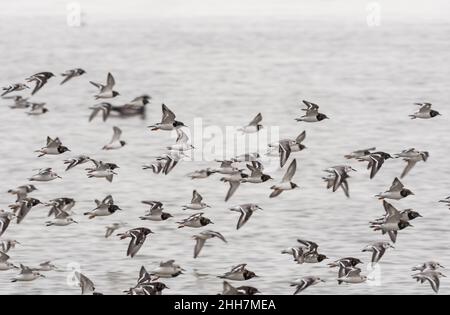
<box><xmin>0</xmin><ymin>15</ymin><xmax>450</xmax><ymax>295</ymax></box>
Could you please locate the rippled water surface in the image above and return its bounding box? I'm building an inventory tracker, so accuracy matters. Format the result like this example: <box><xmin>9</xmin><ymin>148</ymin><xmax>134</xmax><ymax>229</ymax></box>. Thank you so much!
<box><xmin>0</xmin><ymin>15</ymin><xmax>450</xmax><ymax>295</ymax></box>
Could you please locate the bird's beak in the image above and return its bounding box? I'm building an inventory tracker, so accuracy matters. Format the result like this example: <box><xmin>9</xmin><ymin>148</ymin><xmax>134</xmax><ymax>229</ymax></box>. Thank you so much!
<box><xmin>210</xmin><ymin>221</ymin><xmax>214</xmax><ymax>224</ymax></box>
<box><xmin>117</xmin><ymin>207</ymin><xmax>122</xmax><ymax>211</ymax></box>
<box><xmin>321</xmin><ymin>279</ymin><xmax>326</xmax><ymax>283</ymax></box>
<box><xmin>57</xmin><ymin>176</ymin><xmax>62</xmax><ymax>179</ymax></box>
<box><xmin>73</xmin><ymin>220</ymin><xmax>78</xmax><ymax>224</ymax></box>
<box><xmin>40</xmin><ymin>275</ymin><xmax>46</xmax><ymax>278</ymax></box>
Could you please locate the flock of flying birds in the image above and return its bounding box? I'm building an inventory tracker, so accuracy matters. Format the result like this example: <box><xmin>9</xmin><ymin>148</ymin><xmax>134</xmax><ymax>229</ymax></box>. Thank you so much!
<box><xmin>0</xmin><ymin>70</ymin><xmax>448</xmax><ymax>295</ymax></box>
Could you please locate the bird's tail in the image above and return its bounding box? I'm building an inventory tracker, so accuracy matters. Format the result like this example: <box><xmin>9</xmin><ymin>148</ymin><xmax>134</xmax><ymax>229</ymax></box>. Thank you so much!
<box><xmin>409</xmin><ymin>115</ymin><xmax>417</xmax><ymax>119</ymax></box>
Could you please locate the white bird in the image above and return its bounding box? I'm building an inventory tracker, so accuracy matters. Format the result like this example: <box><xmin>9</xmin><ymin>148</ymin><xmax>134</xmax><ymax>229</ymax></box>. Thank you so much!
<box><xmin>375</xmin><ymin>177</ymin><xmax>414</xmax><ymax>200</ymax></box>
<box><xmin>29</xmin><ymin>168</ymin><xmax>61</xmax><ymax>182</ymax></box>
<box><xmin>336</xmin><ymin>268</ymin><xmax>367</xmax><ymax>284</ymax></box>
<box><xmin>183</xmin><ymin>190</ymin><xmax>210</xmax><ymax>210</ymax></box>
<box><xmin>409</xmin><ymin>103</ymin><xmax>441</xmax><ymax>119</ymax></box>
<box><xmin>89</xmin><ymin>73</ymin><xmax>119</xmax><ymax>99</ymax></box>
<box><xmin>11</xmin><ymin>265</ymin><xmax>45</xmax><ymax>282</ymax></box>
<box><xmin>103</xmin><ymin>126</ymin><xmax>126</xmax><ymax>150</ymax></box>
<box><xmin>46</xmin><ymin>209</ymin><xmax>78</xmax><ymax>226</ymax></box>
<box><xmin>167</xmin><ymin>128</ymin><xmax>194</xmax><ymax>151</ymax></box>
<box><xmin>270</xmin><ymin>159</ymin><xmax>298</xmax><ymax>198</ymax></box>
<box><xmin>150</xmin><ymin>260</ymin><xmax>184</xmax><ymax>278</ymax></box>
<box><xmin>238</xmin><ymin>113</ymin><xmax>263</xmax><ymax>133</ymax></box>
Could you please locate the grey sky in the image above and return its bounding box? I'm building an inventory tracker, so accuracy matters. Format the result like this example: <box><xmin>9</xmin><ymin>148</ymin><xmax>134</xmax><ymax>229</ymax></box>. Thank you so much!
<box><xmin>1</xmin><ymin>0</ymin><xmax>449</xmax><ymax>20</ymax></box>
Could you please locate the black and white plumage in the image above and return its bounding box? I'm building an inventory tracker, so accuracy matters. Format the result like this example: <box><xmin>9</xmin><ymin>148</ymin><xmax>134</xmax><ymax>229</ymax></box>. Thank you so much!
<box><xmin>270</xmin><ymin>159</ymin><xmax>298</xmax><ymax>198</ymax></box>
<box><xmin>45</xmin><ymin>208</ymin><xmax>78</xmax><ymax>226</ymax></box>
<box><xmin>1</xmin><ymin>83</ymin><xmax>29</xmax><ymax>97</ymax></box>
<box><xmin>177</xmin><ymin>212</ymin><xmax>213</xmax><ymax>228</ymax></box>
<box><xmin>328</xmin><ymin>257</ymin><xmax>363</xmax><ymax>284</ymax></box>
<box><xmin>193</xmin><ymin>230</ymin><xmax>227</xmax><ymax>258</ymax></box>
<box><xmin>84</xmin><ymin>195</ymin><xmax>121</xmax><ymax>219</ymax></box>
<box><xmin>35</xmin><ymin>137</ymin><xmax>70</xmax><ymax>157</ymax></box>
<box><xmin>86</xmin><ymin>160</ymin><xmax>119</xmax><ymax>182</ymax></box>
<box><xmin>272</xmin><ymin>130</ymin><xmax>307</xmax><ymax>167</ymax></box>
<box><xmin>296</xmin><ymin>239</ymin><xmax>328</xmax><ymax>263</ymax></box>
<box><xmin>7</xmin><ymin>184</ymin><xmax>37</xmax><ymax>202</ymax></box>
<box><xmin>29</xmin><ymin>168</ymin><xmax>61</xmax><ymax>182</ymax></box>
<box><xmin>89</xmin><ymin>72</ymin><xmax>119</xmax><ymax>99</ymax></box>
<box><xmin>142</xmin><ymin>160</ymin><xmax>165</xmax><ymax>174</ymax></box>
<box><xmin>60</xmin><ymin>68</ymin><xmax>86</xmax><ymax>85</ymax></box>
<box><xmin>146</xmin><ymin>151</ymin><xmax>186</xmax><ymax>176</ymax></box>
<box><xmin>74</xmin><ymin>272</ymin><xmax>101</xmax><ymax>295</ymax></box>
<box><xmin>63</xmin><ymin>155</ymin><xmax>91</xmax><ymax>171</ymax></box>
<box><xmin>376</xmin><ymin>177</ymin><xmax>414</xmax><ymax>200</ymax></box>
<box><xmin>229</xmin><ymin>204</ymin><xmax>262</xmax><ymax>230</ymax></box>
<box><xmin>241</xmin><ymin>161</ymin><xmax>273</xmax><ymax>184</ymax></box>
<box><xmin>45</xmin><ymin>197</ymin><xmax>76</xmax><ymax>217</ymax></box>
<box><xmin>412</xmin><ymin>270</ymin><xmax>446</xmax><ymax>293</ymax></box>
<box><xmin>362</xmin><ymin>241</ymin><xmax>394</xmax><ymax>265</ymax></box>
<box><xmin>395</xmin><ymin>148</ymin><xmax>429</xmax><ymax>178</ymax></box>
<box><xmin>323</xmin><ymin>165</ymin><xmax>356</xmax><ymax>198</ymax></box>
<box><xmin>139</xmin><ymin>201</ymin><xmax>173</xmax><ymax>221</ymax></box>
<box><xmin>290</xmin><ymin>276</ymin><xmax>325</xmax><ymax>294</ymax></box>
<box><xmin>167</xmin><ymin>128</ymin><xmax>194</xmax><ymax>152</ymax></box>
<box><xmin>25</xmin><ymin>72</ymin><xmax>54</xmax><ymax>95</ymax></box>
<box><xmin>295</xmin><ymin>100</ymin><xmax>329</xmax><ymax>122</ymax></box>
<box><xmin>148</xmin><ymin>104</ymin><xmax>187</xmax><ymax>131</ymax></box>
<box><xmin>357</xmin><ymin>151</ymin><xmax>393</xmax><ymax>179</ymax></box>
<box><xmin>370</xmin><ymin>200</ymin><xmax>418</xmax><ymax>243</ymax></box>
<box><xmin>409</xmin><ymin>102</ymin><xmax>441</xmax><ymax>119</ymax></box>
<box><xmin>281</xmin><ymin>246</ymin><xmax>307</xmax><ymax>264</ymax></box>
<box><xmin>9</xmin><ymin>197</ymin><xmax>41</xmax><ymax>224</ymax></box>
<box><xmin>11</xmin><ymin>264</ymin><xmax>45</xmax><ymax>282</ymax></box>
<box><xmin>102</xmin><ymin>126</ymin><xmax>126</xmax><ymax>150</ymax></box>
<box><xmin>118</xmin><ymin>228</ymin><xmax>154</xmax><ymax>258</ymax></box>
<box><xmin>238</xmin><ymin>113</ymin><xmax>263</xmax><ymax>133</ymax></box>
<box><xmin>219</xmin><ymin>264</ymin><xmax>258</xmax><ymax>281</ymax></box>
<box><xmin>183</xmin><ymin>190</ymin><xmax>210</xmax><ymax>210</ymax></box>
